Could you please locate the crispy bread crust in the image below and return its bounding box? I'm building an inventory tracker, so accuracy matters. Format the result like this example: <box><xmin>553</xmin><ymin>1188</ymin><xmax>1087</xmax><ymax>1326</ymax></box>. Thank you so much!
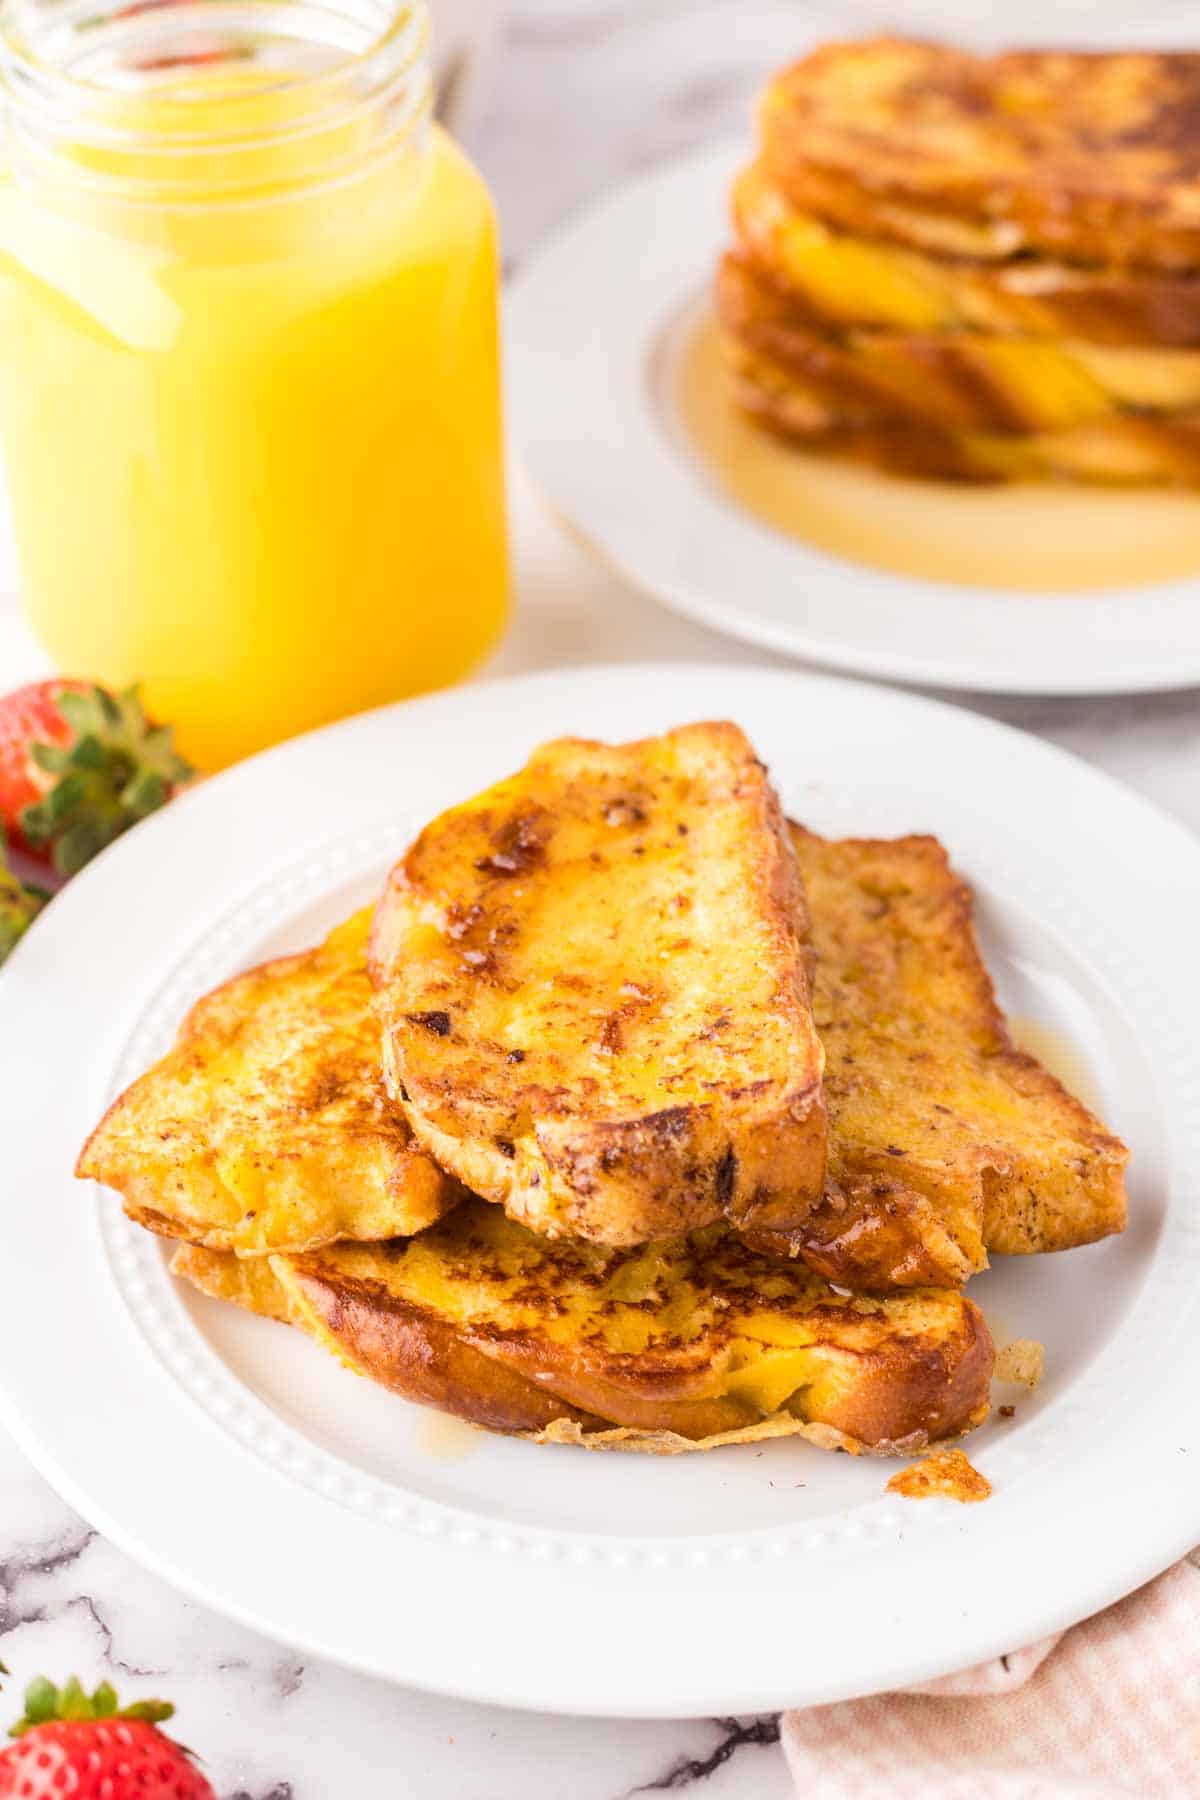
<box><xmin>77</xmin><ymin>911</ymin><xmax>462</xmax><ymax>1255</ymax></box>
<box><xmin>525</xmin><ymin>1412</ymin><xmax>992</xmax><ymax>1457</ymax></box>
<box><xmin>276</xmin><ymin>1260</ymin><xmax>595</xmax><ymax>1434</ymax></box>
<box><xmin>717</xmin><ymin>252</ymin><xmax>1200</xmax><ymax>436</ymax></box>
<box><xmin>761</xmin><ymin>40</ymin><xmax>1200</xmax><ymax>273</ymax></box>
<box><xmin>732</xmin><ymin>162</ymin><xmax>1200</xmax><ymax>347</ymax></box>
<box><xmin>172</xmin><ymin>1213</ymin><xmax>994</xmax><ymax>1454</ymax></box>
<box><xmin>740</xmin><ymin>1184</ymin><xmax>973</xmax><ymax>1289</ymax></box>
<box><xmin>725</xmin><ymin>335</ymin><xmax>1200</xmax><ymax>486</ymax></box>
<box><xmin>277</xmin><ymin>1255</ymin><xmax>991</xmax><ymax>1452</ymax></box>
<box><xmin>145</xmin><ymin>814</ymin><xmax>1127</xmax><ymax>1297</ymax></box>
<box><xmin>370</xmin><ymin>722</ymin><xmax>826</xmax><ymax>1246</ymax></box>
<box><xmin>750</xmin><ymin>827</ymin><xmax>1129</xmax><ymax>1286</ymax></box>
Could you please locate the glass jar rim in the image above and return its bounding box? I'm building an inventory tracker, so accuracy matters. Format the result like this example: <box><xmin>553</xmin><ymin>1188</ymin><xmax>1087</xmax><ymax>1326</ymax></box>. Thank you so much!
<box><xmin>0</xmin><ymin>0</ymin><xmax>429</xmax><ymax>146</ymax></box>
<box><xmin>0</xmin><ymin>0</ymin><xmax>433</xmax><ymax>205</ymax></box>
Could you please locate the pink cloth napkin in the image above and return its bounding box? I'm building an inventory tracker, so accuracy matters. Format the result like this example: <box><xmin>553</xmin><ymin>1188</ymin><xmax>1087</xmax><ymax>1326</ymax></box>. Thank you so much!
<box><xmin>783</xmin><ymin>1552</ymin><xmax>1200</xmax><ymax>1798</ymax></box>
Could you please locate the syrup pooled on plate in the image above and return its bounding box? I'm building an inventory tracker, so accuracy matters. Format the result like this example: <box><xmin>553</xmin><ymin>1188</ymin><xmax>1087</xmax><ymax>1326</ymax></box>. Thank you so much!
<box><xmin>673</xmin><ymin>311</ymin><xmax>1200</xmax><ymax>594</ymax></box>
<box><xmin>414</xmin><ymin>1410</ymin><xmax>482</xmax><ymax>1464</ymax></box>
<box><xmin>1008</xmin><ymin>1016</ymin><xmax>1103</xmax><ymax>1115</ymax></box>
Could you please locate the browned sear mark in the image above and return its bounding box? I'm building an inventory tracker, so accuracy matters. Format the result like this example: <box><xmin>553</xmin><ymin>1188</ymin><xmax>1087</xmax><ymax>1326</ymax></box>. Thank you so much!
<box><xmin>406</xmin><ymin>1010</ymin><xmax>451</xmax><ymax>1037</ymax></box>
<box><xmin>597</xmin><ymin>980</ymin><xmax>655</xmax><ymax>1056</ymax></box>
<box><xmin>473</xmin><ymin>812</ymin><xmax>545</xmax><ymax>876</ymax></box>
<box><xmin>887</xmin><ymin>1448</ymin><xmax>992</xmax><ymax>1504</ymax></box>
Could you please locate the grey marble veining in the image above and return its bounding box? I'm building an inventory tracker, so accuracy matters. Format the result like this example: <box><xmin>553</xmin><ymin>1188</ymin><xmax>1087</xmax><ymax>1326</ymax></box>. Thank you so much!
<box><xmin>1</xmin><ymin>4</ymin><xmax>1198</xmax><ymax>1795</ymax></box>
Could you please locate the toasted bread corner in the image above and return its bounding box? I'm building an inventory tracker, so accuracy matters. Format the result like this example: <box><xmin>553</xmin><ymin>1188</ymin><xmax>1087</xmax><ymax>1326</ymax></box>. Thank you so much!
<box><xmin>371</xmin><ymin>722</ymin><xmax>827</xmax><ymax>1246</ymax></box>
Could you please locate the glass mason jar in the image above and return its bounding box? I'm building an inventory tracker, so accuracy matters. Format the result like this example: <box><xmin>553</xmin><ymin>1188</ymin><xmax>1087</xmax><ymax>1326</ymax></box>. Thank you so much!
<box><xmin>0</xmin><ymin>0</ymin><xmax>509</xmax><ymax>768</ymax></box>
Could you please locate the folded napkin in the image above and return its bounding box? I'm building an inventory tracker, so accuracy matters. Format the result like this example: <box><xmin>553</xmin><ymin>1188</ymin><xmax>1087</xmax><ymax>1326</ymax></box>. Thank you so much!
<box><xmin>783</xmin><ymin>1552</ymin><xmax>1200</xmax><ymax>1799</ymax></box>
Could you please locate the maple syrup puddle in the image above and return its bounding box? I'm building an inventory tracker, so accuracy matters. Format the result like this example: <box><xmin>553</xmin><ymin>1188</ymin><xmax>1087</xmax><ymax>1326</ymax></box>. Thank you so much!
<box><xmin>671</xmin><ymin>307</ymin><xmax>1200</xmax><ymax>593</ymax></box>
<box><xmin>414</xmin><ymin>1409</ymin><xmax>482</xmax><ymax>1463</ymax></box>
<box><xmin>1006</xmin><ymin>1016</ymin><xmax>1102</xmax><ymax>1115</ymax></box>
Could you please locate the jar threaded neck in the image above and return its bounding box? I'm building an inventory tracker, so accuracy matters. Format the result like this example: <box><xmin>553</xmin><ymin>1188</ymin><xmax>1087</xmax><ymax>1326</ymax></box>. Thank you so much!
<box><xmin>0</xmin><ymin>0</ymin><xmax>432</xmax><ymax>204</ymax></box>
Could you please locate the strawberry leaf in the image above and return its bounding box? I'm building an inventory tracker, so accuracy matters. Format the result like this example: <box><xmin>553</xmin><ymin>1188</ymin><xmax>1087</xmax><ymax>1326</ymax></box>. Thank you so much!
<box><xmin>54</xmin><ymin>818</ymin><xmax>111</xmax><ymax>879</ymax></box>
<box><xmin>123</xmin><ymin>1701</ymin><xmax>176</xmax><ymax>1724</ymax></box>
<box><xmin>58</xmin><ymin>1677</ymin><xmax>90</xmax><ymax>1721</ymax></box>
<box><xmin>91</xmin><ymin>1683</ymin><xmax>118</xmax><ymax>1718</ymax></box>
<box><xmin>9</xmin><ymin>1676</ymin><xmax>177</xmax><ymax>1736</ymax></box>
<box><xmin>18</xmin><ymin>683</ymin><xmax>192</xmax><ymax>879</ymax></box>
<box><xmin>28</xmin><ymin>743</ymin><xmax>72</xmax><ymax>776</ymax></box>
<box><xmin>18</xmin><ymin>1678</ymin><xmax>59</xmax><ymax>1729</ymax></box>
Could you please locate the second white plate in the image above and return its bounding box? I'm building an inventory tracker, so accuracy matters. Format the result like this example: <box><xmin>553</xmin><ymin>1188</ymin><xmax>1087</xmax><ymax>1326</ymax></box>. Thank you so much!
<box><xmin>506</xmin><ymin>139</ymin><xmax>1200</xmax><ymax>696</ymax></box>
<box><xmin>2</xmin><ymin>664</ymin><xmax>1200</xmax><ymax>1715</ymax></box>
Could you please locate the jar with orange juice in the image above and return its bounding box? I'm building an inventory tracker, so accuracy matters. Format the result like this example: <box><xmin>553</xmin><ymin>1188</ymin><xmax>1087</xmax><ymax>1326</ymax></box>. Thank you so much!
<box><xmin>0</xmin><ymin>0</ymin><xmax>509</xmax><ymax>769</ymax></box>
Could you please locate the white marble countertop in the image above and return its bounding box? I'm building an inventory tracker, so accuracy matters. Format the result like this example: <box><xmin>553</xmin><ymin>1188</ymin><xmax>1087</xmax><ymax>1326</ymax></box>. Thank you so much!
<box><xmin>2</xmin><ymin>4</ymin><xmax>1200</xmax><ymax>1794</ymax></box>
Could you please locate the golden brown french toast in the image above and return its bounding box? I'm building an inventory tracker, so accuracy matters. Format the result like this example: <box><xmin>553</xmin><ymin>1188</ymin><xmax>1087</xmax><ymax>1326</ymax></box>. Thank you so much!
<box><xmin>77</xmin><ymin>910</ymin><xmax>462</xmax><ymax>1255</ymax></box>
<box><xmin>760</xmin><ymin>40</ymin><xmax>1200</xmax><ymax>273</ymax></box>
<box><xmin>726</xmin><ymin>335</ymin><xmax>1200</xmax><ymax>486</ymax></box>
<box><xmin>370</xmin><ymin>723</ymin><xmax>826</xmax><ymax>1247</ymax></box>
<box><xmin>717</xmin><ymin>252</ymin><xmax>1200</xmax><ymax>434</ymax></box>
<box><xmin>731</xmin><ymin>162</ymin><xmax>1200</xmax><ymax>347</ymax></box>
<box><xmin>172</xmin><ymin>1198</ymin><xmax>993</xmax><ymax>1454</ymax></box>
<box><xmin>767</xmin><ymin>827</ymin><xmax>1130</xmax><ymax>1288</ymax></box>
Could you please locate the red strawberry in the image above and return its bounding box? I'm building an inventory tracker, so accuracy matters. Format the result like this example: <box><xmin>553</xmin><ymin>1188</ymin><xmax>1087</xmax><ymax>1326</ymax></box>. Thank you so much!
<box><xmin>0</xmin><ymin>680</ymin><xmax>192</xmax><ymax>879</ymax></box>
<box><xmin>0</xmin><ymin>680</ymin><xmax>82</xmax><ymax>840</ymax></box>
<box><xmin>0</xmin><ymin>1676</ymin><xmax>214</xmax><ymax>1800</ymax></box>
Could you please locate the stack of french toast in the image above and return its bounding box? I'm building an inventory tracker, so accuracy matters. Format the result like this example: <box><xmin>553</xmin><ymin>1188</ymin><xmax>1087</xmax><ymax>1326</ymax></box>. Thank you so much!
<box><xmin>718</xmin><ymin>39</ymin><xmax>1200</xmax><ymax>485</ymax></box>
<box><xmin>78</xmin><ymin>723</ymin><xmax>1129</xmax><ymax>1461</ymax></box>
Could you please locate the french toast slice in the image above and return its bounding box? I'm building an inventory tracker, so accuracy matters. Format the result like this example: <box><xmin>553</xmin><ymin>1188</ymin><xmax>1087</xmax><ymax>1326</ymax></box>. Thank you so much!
<box><xmin>369</xmin><ymin>722</ymin><xmax>827</xmax><ymax>1247</ymax></box>
<box><xmin>762</xmin><ymin>827</ymin><xmax>1130</xmax><ymax>1287</ymax></box>
<box><xmin>760</xmin><ymin>40</ymin><xmax>1200</xmax><ymax>273</ymax></box>
<box><xmin>725</xmin><ymin>336</ymin><xmax>1200</xmax><ymax>486</ymax></box>
<box><xmin>717</xmin><ymin>252</ymin><xmax>1200</xmax><ymax>434</ymax></box>
<box><xmin>171</xmin><ymin>1199</ymin><xmax>993</xmax><ymax>1454</ymax></box>
<box><xmin>731</xmin><ymin>162</ymin><xmax>1200</xmax><ymax>348</ymax></box>
<box><xmin>77</xmin><ymin>910</ymin><xmax>462</xmax><ymax>1256</ymax></box>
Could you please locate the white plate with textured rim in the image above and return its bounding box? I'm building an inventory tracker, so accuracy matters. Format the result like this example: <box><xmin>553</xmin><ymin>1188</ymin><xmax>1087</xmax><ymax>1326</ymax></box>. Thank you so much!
<box><xmin>1</xmin><ymin>662</ymin><xmax>1198</xmax><ymax>1718</ymax></box>
<box><xmin>505</xmin><ymin>138</ymin><xmax>1200</xmax><ymax>697</ymax></box>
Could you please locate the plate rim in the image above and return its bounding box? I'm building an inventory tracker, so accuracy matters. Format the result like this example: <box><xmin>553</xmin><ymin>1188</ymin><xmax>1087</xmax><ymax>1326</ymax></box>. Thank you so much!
<box><xmin>505</xmin><ymin>136</ymin><xmax>1200</xmax><ymax>699</ymax></box>
<box><xmin>3</xmin><ymin>660</ymin><xmax>1200</xmax><ymax>1716</ymax></box>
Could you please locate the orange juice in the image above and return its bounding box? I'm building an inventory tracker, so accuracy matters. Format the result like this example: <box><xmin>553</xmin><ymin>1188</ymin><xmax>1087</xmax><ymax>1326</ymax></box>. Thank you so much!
<box><xmin>0</xmin><ymin>6</ymin><xmax>509</xmax><ymax>768</ymax></box>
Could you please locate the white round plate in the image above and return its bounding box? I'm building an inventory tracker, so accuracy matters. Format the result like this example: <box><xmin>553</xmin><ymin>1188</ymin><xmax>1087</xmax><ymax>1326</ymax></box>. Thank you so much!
<box><xmin>2</xmin><ymin>663</ymin><xmax>1198</xmax><ymax>1717</ymax></box>
<box><xmin>506</xmin><ymin>140</ymin><xmax>1200</xmax><ymax>696</ymax></box>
